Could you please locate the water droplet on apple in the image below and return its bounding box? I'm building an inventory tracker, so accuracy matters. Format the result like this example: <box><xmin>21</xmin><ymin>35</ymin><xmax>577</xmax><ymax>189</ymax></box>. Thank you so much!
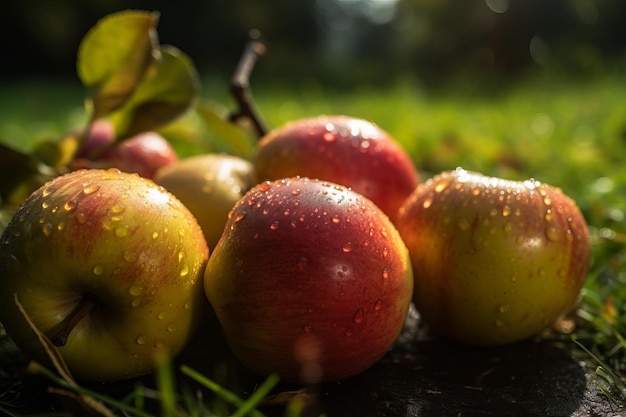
<box><xmin>434</xmin><ymin>178</ymin><xmax>452</xmax><ymax>193</ymax></box>
<box><xmin>511</xmin><ymin>275</ymin><xmax>518</xmax><ymax>283</ymax></box>
<box><xmin>158</xmin><ymin>312</ymin><xmax>166</xmax><ymax>320</ymax></box>
<box><xmin>178</xmin><ymin>250</ymin><xmax>185</xmax><ymax>263</ymax></box>
<box><xmin>543</xmin><ymin>196</ymin><xmax>552</xmax><ymax>206</ymax></box>
<box><xmin>152</xmin><ymin>231</ymin><xmax>159</xmax><ymax>239</ymax></box>
<box><xmin>353</xmin><ymin>308</ymin><xmax>365</xmax><ymax>324</ymax></box>
<box><xmin>115</xmin><ymin>226</ymin><xmax>129</xmax><ymax>237</ymax></box>
<box><xmin>64</xmin><ymin>200</ymin><xmax>78</xmax><ymax>212</ymax></box>
<box><xmin>131</xmin><ymin>298</ymin><xmax>141</xmax><ymax>307</ymax></box>
<box><xmin>57</xmin><ymin>222</ymin><xmax>65</xmax><ymax>231</ymax></box>
<box><xmin>545</xmin><ymin>209</ymin><xmax>554</xmax><ymax>222</ymax></box>
<box><xmin>83</xmin><ymin>184</ymin><xmax>100</xmax><ymax>195</ymax></box>
<box><xmin>93</xmin><ymin>264</ymin><xmax>104</xmax><ymax>275</ymax></box>
<box><xmin>129</xmin><ymin>285</ymin><xmax>143</xmax><ymax>296</ymax></box>
<box><xmin>42</xmin><ymin>186</ymin><xmax>56</xmax><ymax>197</ymax></box>
<box><xmin>374</xmin><ymin>299</ymin><xmax>383</xmax><ymax>311</ymax></box>
<box><xmin>382</xmin><ymin>267</ymin><xmax>390</xmax><ymax>280</ymax></box>
<box><xmin>323</xmin><ymin>131</ymin><xmax>336</xmax><ymax>142</ymax></box>
<box><xmin>258</xmin><ymin>181</ymin><xmax>272</xmax><ymax>192</ymax></box>
<box><xmin>422</xmin><ymin>197</ymin><xmax>433</xmax><ymax>209</ymax></box>
<box><xmin>341</xmin><ymin>242</ymin><xmax>353</xmax><ymax>253</ymax></box>
<box><xmin>41</xmin><ymin>223</ymin><xmax>53</xmax><ymax>237</ymax></box>
<box><xmin>498</xmin><ymin>304</ymin><xmax>510</xmax><ymax>313</ymax></box>
<box><xmin>180</xmin><ymin>265</ymin><xmax>190</xmax><ymax>277</ymax></box>
<box><xmin>123</xmin><ymin>251</ymin><xmax>138</xmax><ymax>263</ymax></box>
<box><xmin>291</xmin><ymin>188</ymin><xmax>301</xmax><ymax>196</ymax></box>
<box><xmin>76</xmin><ymin>213</ymin><xmax>87</xmax><ymax>223</ymax></box>
<box><xmin>382</xmin><ymin>247</ymin><xmax>389</xmax><ymax>259</ymax></box>
<box><xmin>546</xmin><ymin>226</ymin><xmax>560</xmax><ymax>241</ymax></box>
<box><xmin>331</xmin><ymin>216</ymin><xmax>340</xmax><ymax>224</ymax></box>
<box><xmin>502</xmin><ymin>206</ymin><xmax>512</xmax><ymax>217</ymax></box>
<box><xmin>41</xmin><ymin>201</ymin><xmax>50</xmax><ymax>209</ymax></box>
<box><xmin>136</xmin><ymin>335</ymin><xmax>147</xmax><ymax>345</ymax></box>
<box><xmin>297</xmin><ymin>256</ymin><xmax>308</xmax><ymax>271</ymax></box>
<box><xmin>109</xmin><ymin>205</ymin><xmax>125</xmax><ymax>214</ymax></box>
<box><xmin>234</xmin><ymin>212</ymin><xmax>247</xmax><ymax>223</ymax></box>
<box><xmin>270</xmin><ymin>221</ymin><xmax>279</xmax><ymax>230</ymax></box>
<box><xmin>184</xmin><ymin>301</ymin><xmax>191</xmax><ymax>309</ymax></box>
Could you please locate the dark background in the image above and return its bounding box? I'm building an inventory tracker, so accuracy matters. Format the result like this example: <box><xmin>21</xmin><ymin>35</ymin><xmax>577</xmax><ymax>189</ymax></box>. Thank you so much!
<box><xmin>4</xmin><ymin>0</ymin><xmax>626</xmax><ymax>87</ymax></box>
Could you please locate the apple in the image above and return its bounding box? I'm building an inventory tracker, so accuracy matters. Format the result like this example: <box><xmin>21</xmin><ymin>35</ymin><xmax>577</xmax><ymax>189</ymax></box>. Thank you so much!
<box><xmin>153</xmin><ymin>154</ymin><xmax>256</xmax><ymax>250</ymax></box>
<box><xmin>395</xmin><ymin>167</ymin><xmax>591</xmax><ymax>346</ymax></box>
<box><xmin>253</xmin><ymin>115</ymin><xmax>419</xmax><ymax>222</ymax></box>
<box><xmin>71</xmin><ymin>119</ymin><xmax>179</xmax><ymax>179</ymax></box>
<box><xmin>204</xmin><ymin>176</ymin><xmax>414</xmax><ymax>384</ymax></box>
<box><xmin>0</xmin><ymin>169</ymin><xmax>209</xmax><ymax>381</ymax></box>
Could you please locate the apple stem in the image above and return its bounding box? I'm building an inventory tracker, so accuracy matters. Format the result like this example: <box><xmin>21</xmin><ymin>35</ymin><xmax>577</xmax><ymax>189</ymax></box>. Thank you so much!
<box><xmin>50</xmin><ymin>293</ymin><xmax>98</xmax><ymax>347</ymax></box>
<box><xmin>229</xmin><ymin>29</ymin><xmax>269</xmax><ymax>139</ymax></box>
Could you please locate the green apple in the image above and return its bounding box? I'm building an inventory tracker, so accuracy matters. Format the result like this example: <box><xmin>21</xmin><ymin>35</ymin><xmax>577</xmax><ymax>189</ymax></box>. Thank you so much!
<box><xmin>204</xmin><ymin>177</ymin><xmax>414</xmax><ymax>384</ymax></box>
<box><xmin>254</xmin><ymin>115</ymin><xmax>419</xmax><ymax>222</ymax></box>
<box><xmin>153</xmin><ymin>154</ymin><xmax>256</xmax><ymax>250</ymax></box>
<box><xmin>395</xmin><ymin>168</ymin><xmax>591</xmax><ymax>345</ymax></box>
<box><xmin>0</xmin><ymin>169</ymin><xmax>209</xmax><ymax>381</ymax></box>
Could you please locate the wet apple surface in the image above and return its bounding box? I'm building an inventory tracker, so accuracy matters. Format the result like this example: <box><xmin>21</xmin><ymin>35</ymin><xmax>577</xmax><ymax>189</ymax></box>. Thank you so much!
<box><xmin>204</xmin><ymin>177</ymin><xmax>414</xmax><ymax>384</ymax></box>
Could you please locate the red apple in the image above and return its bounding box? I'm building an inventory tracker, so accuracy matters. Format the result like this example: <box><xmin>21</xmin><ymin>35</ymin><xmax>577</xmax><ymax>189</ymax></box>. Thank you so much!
<box><xmin>0</xmin><ymin>169</ymin><xmax>209</xmax><ymax>381</ymax></box>
<box><xmin>204</xmin><ymin>177</ymin><xmax>414</xmax><ymax>383</ymax></box>
<box><xmin>72</xmin><ymin>119</ymin><xmax>179</xmax><ymax>179</ymax></box>
<box><xmin>395</xmin><ymin>168</ymin><xmax>591</xmax><ymax>345</ymax></box>
<box><xmin>253</xmin><ymin>115</ymin><xmax>419</xmax><ymax>221</ymax></box>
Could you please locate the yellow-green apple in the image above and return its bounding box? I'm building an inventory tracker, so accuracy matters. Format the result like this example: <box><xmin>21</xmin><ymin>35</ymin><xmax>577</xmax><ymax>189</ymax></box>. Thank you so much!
<box><xmin>71</xmin><ymin>119</ymin><xmax>179</xmax><ymax>179</ymax></box>
<box><xmin>153</xmin><ymin>154</ymin><xmax>256</xmax><ymax>250</ymax></box>
<box><xmin>0</xmin><ymin>169</ymin><xmax>209</xmax><ymax>381</ymax></box>
<box><xmin>204</xmin><ymin>177</ymin><xmax>414</xmax><ymax>384</ymax></box>
<box><xmin>395</xmin><ymin>168</ymin><xmax>591</xmax><ymax>346</ymax></box>
<box><xmin>253</xmin><ymin>115</ymin><xmax>418</xmax><ymax>222</ymax></box>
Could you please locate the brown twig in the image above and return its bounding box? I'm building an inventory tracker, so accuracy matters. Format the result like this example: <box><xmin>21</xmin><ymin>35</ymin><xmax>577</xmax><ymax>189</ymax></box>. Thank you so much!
<box><xmin>228</xmin><ymin>29</ymin><xmax>268</xmax><ymax>139</ymax></box>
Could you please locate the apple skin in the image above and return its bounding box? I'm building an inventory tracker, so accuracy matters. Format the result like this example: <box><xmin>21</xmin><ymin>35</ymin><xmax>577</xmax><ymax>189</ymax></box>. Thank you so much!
<box><xmin>204</xmin><ymin>177</ymin><xmax>414</xmax><ymax>384</ymax></box>
<box><xmin>253</xmin><ymin>115</ymin><xmax>419</xmax><ymax>222</ymax></box>
<box><xmin>72</xmin><ymin>119</ymin><xmax>179</xmax><ymax>179</ymax></box>
<box><xmin>0</xmin><ymin>169</ymin><xmax>209</xmax><ymax>381</ymax></box>
<box><xmin>395</xmin><ymin>168</ymin><xmax>591</xmax><ymax>346</ymax></box>
<box><xmin>153</xmin><ymin>154</ymin><xmax>256</xmax><ymax>250</ymax></box>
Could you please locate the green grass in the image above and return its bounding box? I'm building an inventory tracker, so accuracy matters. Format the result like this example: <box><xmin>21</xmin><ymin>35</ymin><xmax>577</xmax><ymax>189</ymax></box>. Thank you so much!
<box><xmin>1</xmin><ymin>69</ymin><xmax>626</xmax><ymax>413</ymax></box>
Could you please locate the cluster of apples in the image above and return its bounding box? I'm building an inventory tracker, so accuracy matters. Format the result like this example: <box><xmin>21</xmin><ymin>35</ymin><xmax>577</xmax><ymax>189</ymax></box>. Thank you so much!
<box><xmin>0</xmin><ymin>110</ymin><xmax>592</xmax><ymax>386</ymax></box>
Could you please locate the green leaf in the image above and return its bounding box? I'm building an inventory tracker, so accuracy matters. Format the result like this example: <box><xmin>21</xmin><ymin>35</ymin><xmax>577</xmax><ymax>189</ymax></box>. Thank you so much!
<box><xmin>77</xmin><ymin>10</ymin><xmax>160</xmax><ymax>119</ymax></box>
<box><xmin>111</xmin><ymin>45</ymin><xmax>201</xmax><ymax>139</ymax></box>
<box><xmin>0</xmin><ymin>143</ymin><xmax>53</xmax><ymax>205</ymax></box>
<box><xmin>195</xmin><ymin>101</ymin><xmax>256</xmax><ymax>159</ymax></box>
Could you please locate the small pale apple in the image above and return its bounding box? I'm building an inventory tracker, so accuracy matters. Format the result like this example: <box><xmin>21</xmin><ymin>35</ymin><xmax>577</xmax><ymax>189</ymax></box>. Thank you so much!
<box><xmin>254</xmin><ymin>115</ymin><xmax>419</xmax><ymax>221</ymax></box>
<box><xmin>395</xmin><ymin>168</ymin><xmax>591</xmax><ymax>345</ymax></box>
<box><xmin>71</xmin><ymin>119</ymin><xmax>179</xmax><ymax>179</ymax></box>
<box><xmin>153</xmin><ymin>154</ymin><xmax>256</xmax><ymax>250</ymax></box>
<box><xmin>0</xmin><ymin>169</ymin><xmax>209</xmax><ymax>381</ymax></box>
<box><xmin>204</xmin><ymin>177</ymin><xmax>413</xmax><ymax>384</ymax></box>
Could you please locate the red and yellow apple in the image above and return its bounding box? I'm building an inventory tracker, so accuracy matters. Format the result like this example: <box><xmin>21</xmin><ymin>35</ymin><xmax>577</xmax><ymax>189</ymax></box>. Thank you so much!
<box><xmin>0</xmin><ymin>169</ymin><xmax>209</xmax><ymax>381</ymax></box>
<box><xmin>395</xmin><ymin>168</ymin><xmax>591</xmax><ymax>345</ymax></box>
<box><xmin>153</xmin><ymin>154</ymin><xmax>256</xmax><ymax>250</ymax></box>
<box><xmin>204</xmin><ymin>177</ymin><xmax>413</xmax><ymax>383</ymax></box>
<box><xmin>71</xmin><ymin>119</ymin><xmax>179</xmax><ymax>179</ymax></box>
<box><xmin>253</xmin><ymin>115</ymin><xmax>418</xmax><ymax>221</ymax></box>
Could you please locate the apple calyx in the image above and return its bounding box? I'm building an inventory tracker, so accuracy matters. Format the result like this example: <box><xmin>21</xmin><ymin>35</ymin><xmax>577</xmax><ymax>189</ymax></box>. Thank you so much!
<box><xmin>50</xmin><ymin>293</ymin><xmax>99</xmax><ymax>347</ymax></box>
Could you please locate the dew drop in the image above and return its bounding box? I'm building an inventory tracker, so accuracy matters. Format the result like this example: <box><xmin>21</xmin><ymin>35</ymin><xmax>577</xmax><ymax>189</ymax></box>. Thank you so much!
<box><xmin>93</xmin><ymin>264</ymin><xmax>104</xmax><ymax>275</ymax></box>
<box><xmin>158</xmin><ymin>312</ymin><xmax>166</xmax><ymax>320</ymax></box>
<box><xmin>136</xmin><ymin>335</ymin><xmax>147</xmax><ymax>345</ymax></box>
<box><xmin>42</xmin><ymin>186</ymin><xmax>55</xmax><ymax>197</ymax></box>
<box><xmin>76</xmin><ymin>213</ymin><xmax>87</xmax><ymax>224</ymax></box>
<box><xmin>41</xmin><ymin>201</ymin><xmax>50</xmax><ymax>209</ymax></box>
<box><xmin>382</xmin><ymin>267</ymin><xmax>390</xmax><ymax>280</ymax></box>
<box><xmin>152</xmin><ymin>231</ymin><xmax>159</xmax><ymax>240</ymax></box>
<box><xmin>545</xmin><ymin>209</ymin><xmax>554</xmax><ymax>222</ymax></box>
<box><xmin>382</xmin><ymin>247</ymin><xmax>389</xmax><ymax>259</ymax></box>
<box><xmin>129</xmin><ymin>285</ymin><xmax>143</xmax><ymax>296</ymax></box>
<box><xmin>543</xmin><ymin>196</ymin><xmax>552</xmax><ymax>206</ymax></box>
<box><xmin>341</xmin><ymin>242</ymin><xmax>353</xmax><ymax>253</ymax></box>
<box><xmin>166</xmin><ymin>323</ymin><xmax>176</xmax><ymax>332</ymax></box>
<box><xmin>234</xmin><ymin>212</ymin><xmax>247</xmax><ymax>223</ymax></box>
<box><xmin>434</xmin><ymin>179</ymin><xmax>451</xmax><ymax>193</ymax></box>
<box><xmin>291</xmin><ymin>188</ymin><xmax>301</xmax><ymax>196</ymax></box>
<box><xmin>502</xmin><ymin>206</ymin><xmax>512</xmax><ymax>217</ymax></box>
<box><xmin>57</xmin><ymin>222</ymin><xmax>65</xmax><ymax>231</ymax></box>
<box><xmin>123</xmin><ymin>251</ymin><xmax>138</xmax><ymax>263</ymax></box>
<box><xmin>259</xmin><ymin>181</ymin><xmax>272</xmax><ymax>192</ymax></box>
<box><xmin>270</xmin><ymin>222</ymin><xmax>279</xmax><ymax>230</ymax></box>
<box><xmin>499</xmin><ymin>304</ymin><xmax>510</xmax><ymax>313</ymax></box>
<box><xmin>109</xmin><ymin>205</ymin><xmax>125</xmax><ymax>214</ymax></box>
<box><xmin>180</xmin><ymin>265</ymin><xmax>190</xmax><ymax>277</ymax></box>
<box><xmin>184</xmin><ymin>301</ymin><xmax>191</xmax><ymax>309</ymax></box>
<box><xmin>374</xmin><ymin>299</ymin><xmax>383</xmax><ymax>311</ymax></box>
<box><xmin>83</xmin><ymin>184</ymin><xmax>100</xmax><ymax>195</ymax></box>
<box><xmin>546</xmin><ymin>227</ymin><xmax>560</xmax><ymax>241</ymax></box>
<box><xmin>115</xmin><ymin>226</ymin><xmax>129</xmax><ymax>238</ymax></box>
<box><xmin>322</xmin><ymin>131</ymin><xmax>336</xmax><ymax>142</ymax></box>
<box><xmin>178</xmin><ymin>250</ymin><xmax>185</xmax><ymax>263</ymax></box>
<box><xmin>42</xmin><ymin>223</ymin><xmax>53</xmax><ymax>237</ymax></box>
<box><xmin>331</xmin><ymin>216</ymin><xmax>341</xmax><ymax>224</ymax></box>
<box><xmin>131</xmin><ymin>298</ymin><xmax>141</xmax><ymax>307</ymax></box>
<box><xmin>489</xmin><ymin>208</ymin><xmax>498</xmax><ymax>217</ymax></box>
<box><xmin>422</xmin><ymin>197</ymin><xmax>433</xmax><ymax>209</ymax></box>
<box><xmin>353</xmin><ymin>308</ymin><xmax>365</xmax><ymax>323</ymax></box>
